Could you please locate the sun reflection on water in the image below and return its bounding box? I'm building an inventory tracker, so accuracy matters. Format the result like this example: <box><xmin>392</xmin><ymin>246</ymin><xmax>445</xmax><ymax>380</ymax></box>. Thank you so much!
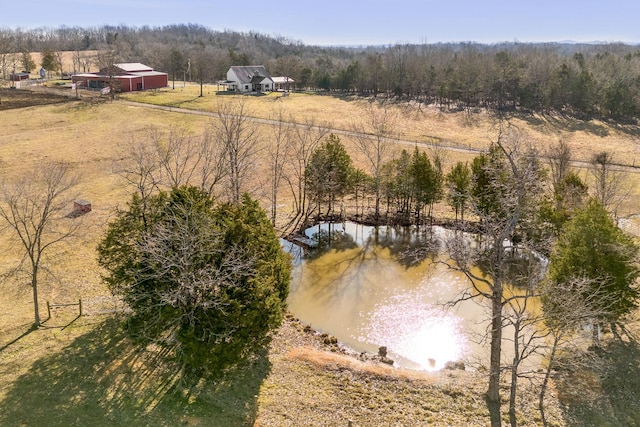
<box><xmin>359</xmin><ymin>292</ymin><xmax>469</xmax><ymax>371</ymax></box>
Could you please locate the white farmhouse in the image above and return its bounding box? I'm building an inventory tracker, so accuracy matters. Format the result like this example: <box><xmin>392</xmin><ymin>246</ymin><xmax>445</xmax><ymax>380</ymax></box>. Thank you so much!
<box><xmin>224</xmin><ymin>65</ymin><xmax>274</xmax><ymax>93</ymax></box>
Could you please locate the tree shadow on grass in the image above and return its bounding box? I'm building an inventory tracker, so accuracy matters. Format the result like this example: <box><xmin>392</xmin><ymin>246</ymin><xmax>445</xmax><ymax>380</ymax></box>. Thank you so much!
<box><xmin>0</xmin><ymin>317</ymin><xmax>271</xmax><ymax>426</ymax></box>
<box><xmin>556</xmin><ymin>338</ymin><xmax>640</xmax><ymax>427</ymax></box>
<box><xmin>0</xmin><ymin>323</ymin><xmax>38</xmax><ymax>353</ymax></box>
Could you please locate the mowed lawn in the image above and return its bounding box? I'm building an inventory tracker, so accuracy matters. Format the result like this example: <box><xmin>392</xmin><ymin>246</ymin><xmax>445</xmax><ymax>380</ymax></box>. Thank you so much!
<box><xmin>1</xmin><ymin>87</ymin><xmax>640</xmax><ymax>426</ymax></box>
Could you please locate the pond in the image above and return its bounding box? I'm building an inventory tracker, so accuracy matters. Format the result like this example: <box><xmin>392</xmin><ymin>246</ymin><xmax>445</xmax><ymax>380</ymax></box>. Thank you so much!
<box><xmin>285</xmin><ymin>222</ymin><xmax>497</xmax><ymax>371</ymax></box>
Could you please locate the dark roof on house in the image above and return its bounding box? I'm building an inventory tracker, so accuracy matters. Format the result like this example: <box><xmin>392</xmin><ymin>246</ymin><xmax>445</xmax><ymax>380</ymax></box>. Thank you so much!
<box><xmin>229</xmin><ymin>65</ymin><xmax>273</xmax><ymax>84</ymax></box>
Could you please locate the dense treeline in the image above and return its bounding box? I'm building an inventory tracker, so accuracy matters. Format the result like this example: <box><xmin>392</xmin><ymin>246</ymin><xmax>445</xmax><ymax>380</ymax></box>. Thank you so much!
<box><xmin>2</xmin><ymin>25</ymin><xmax>640</xmax><ymax>121</ymax></box>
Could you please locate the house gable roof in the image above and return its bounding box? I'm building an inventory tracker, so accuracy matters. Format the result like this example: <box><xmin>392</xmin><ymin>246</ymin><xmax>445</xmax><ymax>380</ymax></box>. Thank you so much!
<box><xmin>229</xmin><ymin>65</ymin><xmax>273</xmax><ymax>84</ymax></box>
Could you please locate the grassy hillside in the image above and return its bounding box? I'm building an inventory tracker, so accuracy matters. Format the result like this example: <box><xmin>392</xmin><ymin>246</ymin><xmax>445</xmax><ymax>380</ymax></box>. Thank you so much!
<box><xmin>1</xmin><ymin>87</ymin><xmax>639</xmax><ymax>426</ymax></box>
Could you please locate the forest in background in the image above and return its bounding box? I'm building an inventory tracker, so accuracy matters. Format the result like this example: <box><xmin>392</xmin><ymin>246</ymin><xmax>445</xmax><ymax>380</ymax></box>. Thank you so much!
<box><xmin>2</xmin><ymin>24</ymin><xmax>640</xmax><ymax>121</ymax></box>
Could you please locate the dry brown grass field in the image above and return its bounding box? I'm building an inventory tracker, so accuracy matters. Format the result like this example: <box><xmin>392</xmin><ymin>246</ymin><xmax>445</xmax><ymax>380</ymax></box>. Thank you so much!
<box><xmin>17</xmin><ymin>50</ymin><xmax>100</xmax><ymax>76</ymax></box>
<box><xmin>122</xmin><ymin>84</ymin><xmax>640</xmax><ymax>217</ymax></box>
<box><xmin>1</xmin><ymin>86</ymin><xmax>639</xmax><ymax>426</ymax></box>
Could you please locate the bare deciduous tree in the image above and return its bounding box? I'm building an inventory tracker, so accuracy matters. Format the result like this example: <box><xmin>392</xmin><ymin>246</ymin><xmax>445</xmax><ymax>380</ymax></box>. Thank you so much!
<box><xmin>499</xmin><ymin>251</ymin><xmax>549</xmax><ymax>427</ymax></box>
<box><xmin>351</xmin><ymin>100</ymin><xmax>398</xmax><ymax>222</ymax></box>
<box><xmin>113</xmin><ymin>135</ymin><xmax>162</xmax><ymax>228</ymax></box>
<box><xmin>132</xmin><ymin>198</ymin><xmax>257</xmax><ymax>337</ymax></box>
<box><xmin>283</xmin><ymin>118</ymin><xmax>330</xmax><ymax>231</ymax></box>
<box><xmin>0</xmin><ymin>31</ymin><xmax>12</xmax><ymax>80</ymax></box>
<box><xmin>73</xmin><ymin>49</ymin><xmax>93</xmax><ymax>73</ymax></box>
<box><xmin>196</xmin><ymin>127</ymin><xmax>228</xmax><ymax>196</ymax></box>
<box><xmin>447</xmin><ymin>123</ymin><xmax>546</xmax><ymax>426</ymax></box>
<box><xmin>547</xmin><ymin>140</ymin><xmax>571</xmax><ymax>193</ymax></box>
<box><xmin>115</xmin><ymin>126</ymin><xmax>227</xmax><ymax>205</ymax></box>
<box><xmin>152</xmin><ymin>127</ymin><xmax>204</xmax><ymax>188</ymax></box>
<box><xmin>54</xmin><ymin>50</ymin><xmax>64</xmax><ymax>78</ymax></box>
<box><xmin>190</xmin><ymin>46</ymin><xmax>215</xmax><ymax>97</ymax></box>
<box><xmin>590</xmin><ymin>151</ymin><xmax>629</xmax><ymax>215</ymax></box>
<box><xmin>264</xmin><ymin>107</ymin><xmax>292</xmax><ymax>226</ymax></box>
<box><xmin>213</xmin><ymin>98</ymin><xmax>260</xmax><ymax>203</ymax></box>
<box><xmin>538</xmin><ymin>277</ymin><xmax>615</xmax><ymax>426</ymax></box>
<box><xmin>0</xmin><ymin>162</ymin><xmax>80</xmax><ymax>327</ymax></box>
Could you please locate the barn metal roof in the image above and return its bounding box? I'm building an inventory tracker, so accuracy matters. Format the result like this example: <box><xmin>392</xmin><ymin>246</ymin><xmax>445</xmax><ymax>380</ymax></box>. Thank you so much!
<box><xmin>113</xmin><ymin>63</ymin><xmax>153</xmax><ymax>72</ymax></box>
<box><xmin>130</xmin><ymin>71</ymin><xmax>168</xmax><ymax>77</ymax></box>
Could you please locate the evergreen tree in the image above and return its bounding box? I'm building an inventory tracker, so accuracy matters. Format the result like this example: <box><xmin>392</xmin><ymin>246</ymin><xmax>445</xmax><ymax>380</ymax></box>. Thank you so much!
<box><xmin>40</xmin><ymin>48</ymin><xmax>58</xmax><ymax>77</ymax></box>
<box><xmin>380</xmin><ymin>150</ymin><xmax>412</xmax><ymax>221</ymax></box>
<box><xmin>446</xmin><ymin>161</ymin><xmax>471</xmax><ymax>221</ymax></box>
<box><xmin>470</xmin><ymin>145</ymin><xmax>509</xmax><ymax>222</ymax></box>
<box><xmin>305</xmin><ymin>134</ymin><xmax>354</xmax><ymax>217</ymax></box>
<box><xmin>539</xmin><ymin>171</ymin><xmax>588</xmax><ymax>238</ymax></box>
<box><xmin>97</xmin><ymin>186</ymin><xmax>291</xmax><ymax>376</ymax></box>
<box><xmin>547</xmin><ymin>199</ymin><xmax>639</xmax><ymax>341</ymax></box>
<box><xmin>410</xmin><ymin>147</ymin><xmax>434</xmax><ymax>221</ymax></box>
<box><xmin>409</xmin><ymin>147</ymin><xmax>443</xmax><ymax>222</ymax></box>
<box><xmin>20</xmin><ymin>50</ymin><xmax>35</xmax><ymax>73</ymax></box>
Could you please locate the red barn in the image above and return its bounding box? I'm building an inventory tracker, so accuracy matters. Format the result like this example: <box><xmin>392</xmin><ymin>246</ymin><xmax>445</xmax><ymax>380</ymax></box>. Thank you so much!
<box><xmin>71</xmin><ymin>63</ymin><xmax>168</xmax><ymax>93</ymax></box>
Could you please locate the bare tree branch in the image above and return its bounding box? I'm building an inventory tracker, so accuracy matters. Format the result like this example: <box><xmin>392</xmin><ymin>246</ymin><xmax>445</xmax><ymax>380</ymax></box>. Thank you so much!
<box><xmin>0</xmin><ymin>162</ymin><xmax>81</xmax><ymax>326</ymax></box>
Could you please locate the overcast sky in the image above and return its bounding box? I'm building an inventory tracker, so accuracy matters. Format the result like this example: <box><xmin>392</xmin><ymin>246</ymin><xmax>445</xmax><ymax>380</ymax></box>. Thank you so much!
<box><xmin>4</xmin><ymin>0</ymin><xmax>640</xmax><ymax>46</ymax></box>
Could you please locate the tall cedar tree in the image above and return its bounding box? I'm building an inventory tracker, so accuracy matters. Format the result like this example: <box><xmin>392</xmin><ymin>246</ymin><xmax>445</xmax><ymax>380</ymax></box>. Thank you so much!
<box><xmin>547</xmin><ymin>199</ymin><xmax>640</xmax><ymax>335</ymax></box>
<box><xmin>305</xmin><ymin>134</ymin><xmax>354</xmax><ymax>217</ymax></box>
<box><xmin>446</xmin><ymin>161</ymin><xmax>471</xmax><ymax>221</ymax></box>
<box><xmin>97</xmin><ymin>186</ymin><xmax>291</xmax><ymax>376</ymax></box>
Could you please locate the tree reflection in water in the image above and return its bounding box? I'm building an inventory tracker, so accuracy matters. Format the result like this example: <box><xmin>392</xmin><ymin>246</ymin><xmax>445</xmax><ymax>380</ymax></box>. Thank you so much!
<box><xmin>287</xmin><ymin>221</ymin><xmax>487</xmax><ymax>371</ymax></box>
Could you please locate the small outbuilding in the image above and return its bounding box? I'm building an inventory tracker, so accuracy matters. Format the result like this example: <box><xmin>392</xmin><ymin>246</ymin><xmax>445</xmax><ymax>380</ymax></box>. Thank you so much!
<box><xmin>10</xmin><ymin>72</ymin><xmax>30</xmax><ymax>81</ymax></box>
<box><xmin>272</xmin><ymin>76</ymin><xmax>295</xmax><ymax>92</ymax></box>
<box><xmin>73</xmin><ymin>200</ymin><xmax>92</xmax><ymax>215</ymax></box>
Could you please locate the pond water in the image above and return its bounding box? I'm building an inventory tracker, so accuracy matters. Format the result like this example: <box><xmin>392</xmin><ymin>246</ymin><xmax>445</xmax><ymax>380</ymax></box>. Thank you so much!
<box><xmin>285</xmin><ymin>222</ymin><xmax>497</xmax><ymax>371</ymax></box>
